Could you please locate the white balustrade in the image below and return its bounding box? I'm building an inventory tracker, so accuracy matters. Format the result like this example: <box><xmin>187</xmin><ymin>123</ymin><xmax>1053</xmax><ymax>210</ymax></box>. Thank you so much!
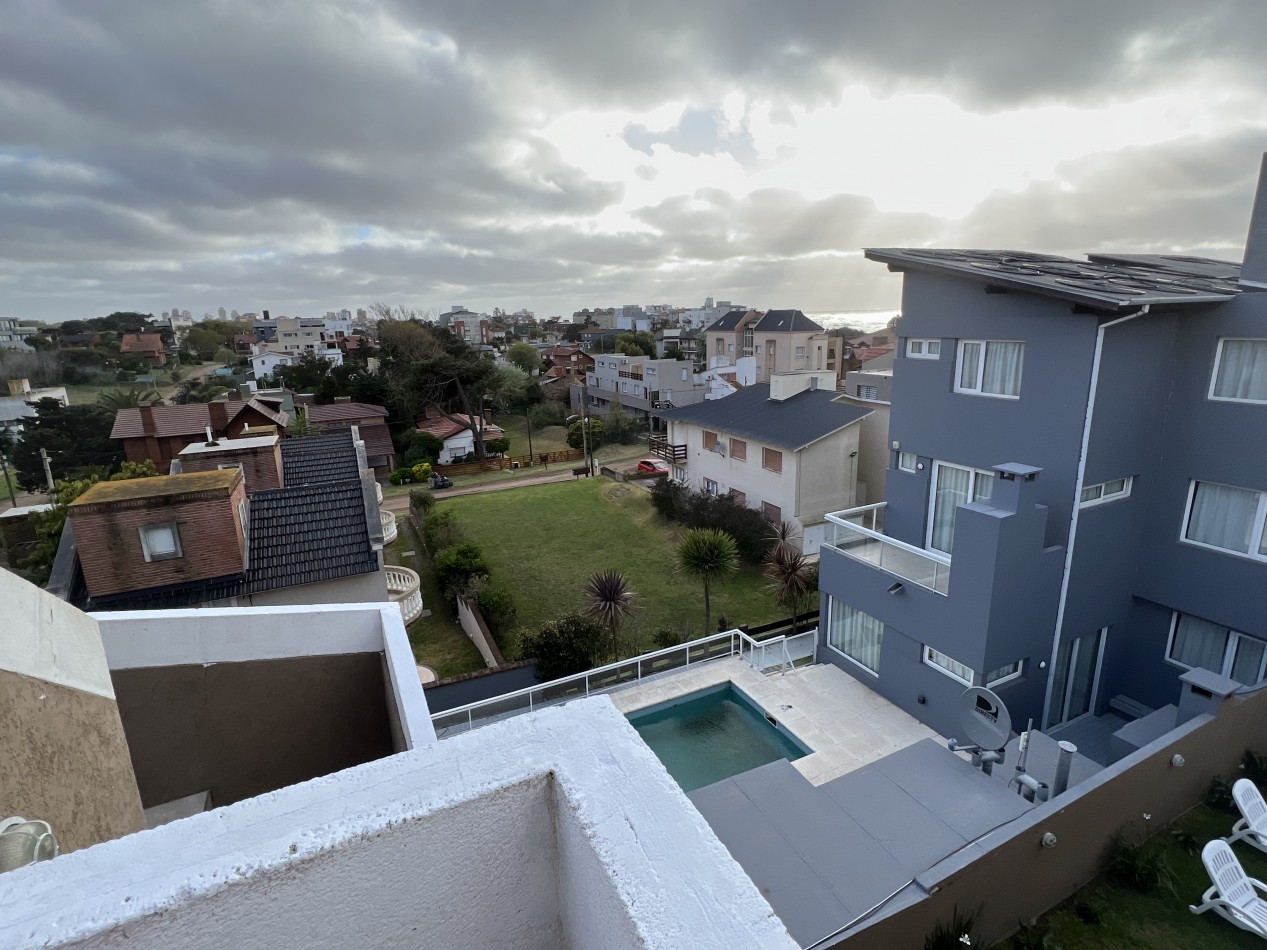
<box><xmin>380</xmin><ymin>510</ymin><xmax>397</xmax><ymax>545</ymax></box>
<box><xmin>385</xmin><ymin>565</ymin><xmax>423</xmax><ymax>625</ymax></box>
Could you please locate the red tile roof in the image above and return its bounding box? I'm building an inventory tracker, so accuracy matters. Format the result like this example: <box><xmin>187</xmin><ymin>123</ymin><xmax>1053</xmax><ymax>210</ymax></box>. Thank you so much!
<box><xmin>357</xmin><ymin>423</ymin><xmax>396</xmax><ymax>461</ymax></box>
<box><xmin>119</xmin><ymin>333</ymin><xmax>166</xmax><ymax>355</ymax></box>
<box><xmin>416</xmin><ymin>413</ymin><xmax>505</xmax><ymax>442</ymax></box>
<box><xmin>110</xmin><ymin>398</ymin><xmax>289</xmax><ymax>439</ymax></box>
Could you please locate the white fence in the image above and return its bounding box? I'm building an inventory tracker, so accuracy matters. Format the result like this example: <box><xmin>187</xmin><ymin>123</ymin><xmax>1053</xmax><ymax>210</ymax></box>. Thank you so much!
<box><xmin>430</xmin><ymin>627</ymin><xmax>818</xmax><ymax>737</ymax></box>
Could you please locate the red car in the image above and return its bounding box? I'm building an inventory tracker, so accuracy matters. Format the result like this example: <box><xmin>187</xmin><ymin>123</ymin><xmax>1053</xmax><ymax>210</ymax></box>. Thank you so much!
<box><xmin>636</xmin><ymin>458</ymin><xmax>669</xmax><ymax>474</ymax></box>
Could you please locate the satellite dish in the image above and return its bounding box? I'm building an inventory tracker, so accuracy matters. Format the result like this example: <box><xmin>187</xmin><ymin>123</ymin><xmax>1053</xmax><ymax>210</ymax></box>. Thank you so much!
<box><xmin>958</xmin><ymin>686</ymin><xmax>1012</xmax><ymax>751</ymax></box>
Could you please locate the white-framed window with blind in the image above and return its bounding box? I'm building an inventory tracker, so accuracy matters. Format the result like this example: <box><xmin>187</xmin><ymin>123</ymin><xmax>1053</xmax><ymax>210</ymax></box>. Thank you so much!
<box><xmin>955</xmin><ymin>340</ymin><xmax>1024</xmax><ymax>398</ymax></box>
<box><xmin>825</xmin><ymin>598</ymin><xmax>884</xmax><ymax>675</ymax></box>
<box><xmin>927</xmin><ymin>461</ymin><xmax>995</xmax><ymax>555</ymax></box>
<box><xmin>1080</xmin><ymin>476</ymin><xmax>1133</xmax><ymax>508</ymax></box>
<box><xmin>1182</xmin><ymin>480</ymin><xmax>1267</xmax><ymax>563</ymax></box>
<box><xmin>898</xmin><ymin>451</ymin><xmax>918</xmax><ymax>473</ymax></box>
<box><xmin>139</xmin><ymin>522</ymin><xmax>182</xmax><ymax>562</ymax></box>
<box><xmin>906</xmin><ymin>339</ymin><xmax>941</xmax><ymax>359</ymax></box>
<box><xmin>1209</xmin><ymin>338</ymin><xmax>1267</xmax><ymax>405</ymax></box>
<box><xmin>1167</xmin><ymin>612</ymin><xmax>1267</xmax><ymax>686</ymax></box>
<box><xmin>923</xmin><ymin>646</ymin><xmax>973</xmax><ymax>686</ymax></box>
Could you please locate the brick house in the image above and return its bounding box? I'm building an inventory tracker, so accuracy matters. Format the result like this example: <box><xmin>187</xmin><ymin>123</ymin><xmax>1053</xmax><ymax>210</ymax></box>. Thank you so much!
<box><xmin>175</xmin><ymin>433</ymin><xmax>284</xmax><ymax>493</ymax></box>
<box><xmin>304</xmin><ymin>402</ymin><xmax>395</xmax><ymax>474</ymax></box>
<box><xmin>110</xmin><ymin>397</ymin><xmax>290</xmax><ymax>470</ymax></box>
<box><xmin>119</xmin><ymin>333</ymin><xmax>168</xmax><ymax>368</ymax></box>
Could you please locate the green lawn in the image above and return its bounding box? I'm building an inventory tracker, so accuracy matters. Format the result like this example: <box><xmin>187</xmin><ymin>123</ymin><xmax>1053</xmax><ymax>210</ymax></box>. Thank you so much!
<box><xmin>384</xmin><ymin>517</ymin><xmax>485</xmax><ymax>678</ymax></box>
<box><xmin>438</xmin><ymin>478</ymin><xmax>784</xmax><ymax>657</ymax></box>
<box><xmin>495</xmin><ymin>413</ymin><xmax>571</xmax><ymax>456</ymax></box>
<box><xmin>999</xmin><ymin>804</ymin><xmax>1267</xmax><ymax>949</ymax></box>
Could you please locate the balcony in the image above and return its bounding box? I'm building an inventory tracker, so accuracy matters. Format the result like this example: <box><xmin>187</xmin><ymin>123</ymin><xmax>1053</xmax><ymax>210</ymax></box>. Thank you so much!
<box><xmin>375</xmin><ymin>481</ymin><xmax>383</xmax><ymax>504</ymax></box>
<box><xmin>386</xmin><ymin>565</ymin><xmax>424</xmax><ymax>624</ymax></box>
<box><xmin>380</xmin><ymin>510</ymin><xmax>397</xmax><ymax>545</ymax></box>
<box><xmin>824</xmin><ymin>503</ymin><xmax>951</xmax><ymax>595</ymax></box>
<box><xmin>618</xmin><ymin>368</ymin><xmax>644</xmax><ymax>380</ymax></box>
<box><xmin>647</xmin><ymin>435</ymin><xmax>687</xmax><ymax>463</ymax></box>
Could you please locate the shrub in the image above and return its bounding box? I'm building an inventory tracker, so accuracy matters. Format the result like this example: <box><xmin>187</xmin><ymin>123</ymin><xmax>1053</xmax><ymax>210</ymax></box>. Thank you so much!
<box><xmin>434</xmin><ymin>542</ymin><xmax>490</xmax><ymax>596</ymax></box>
<box><xmin>389</xmin><ymin>467</ymin><xmax>416</xmax><ymax>485</ymax></box>
<box><xmin>528</xmin><ymin>401</ymin><xmax>566</xmax><ymax>428</ymax></box>
<box><xmin>521</xmin><ymin>612</ymin><xmax>607</xmax><ymax>681</ymax></box>
<box><xmin>923</xmin><ymin>906</ymin><xmax>980</xmax><ymax>950</ymax></box>
<box><xmin>651</xmin><ymin>627</ymin><xmax>679</xmax><ymax>650</ymax></box>
<box><xmin>409</xmin><ymin>487</ymin><xmax>436</xmax><ymax>517</ymax></box>
<box><xmin>566</xmin><ymin>417</ymin><xmax>604</xmax><ymax>449</ymax></box>
<box><xmin>411</xmin><ymin>461</ymin><xmax>433</xmax><ymax>483</ymax></box>
<box><xmin>649</xmin><ymin>479</ymin><xmax>774</xmax><ymax>564</ymax></box>
<box><xmin>1103</xmin><ymin>831</ymin><xmax>1176</xmax><ymax>894</ymax></box>
<box><xmin>402</xmin><ymin>431</ymin><xmax>444</xmax><ymax>466</ymax></box>
<box><xmin>485</xmin><ymin>437</ymin><xmax>511</xmax><ymax>455</ymax></box>
<box><xmin>478</xmin><ymin>585</ymin><xmax>519</xmax><ymax>640</ymax></box>
<box><xmin>423</xmin><ymin>509</ymin><xmax>464</xmax><ymax>551</ymax></box>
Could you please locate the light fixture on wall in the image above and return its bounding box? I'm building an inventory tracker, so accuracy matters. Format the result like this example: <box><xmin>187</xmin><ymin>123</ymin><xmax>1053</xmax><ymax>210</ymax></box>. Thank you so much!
<box><xmin>887</xmin><ymin>582</ymin><xmax>904</xmax><ymax>595</ymax></box>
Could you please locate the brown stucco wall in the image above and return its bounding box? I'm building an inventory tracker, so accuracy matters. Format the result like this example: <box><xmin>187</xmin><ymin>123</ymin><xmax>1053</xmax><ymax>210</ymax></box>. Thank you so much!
<box><xmin>0</xmin><ymin>668</ymin><xmax>144</xmax><ymax>853</ymax></box>
<box><xmin>839</xmin><ymin>687</ymin><xmax>1267</xmax><ymax>948</ymax></box>
<box><xmin>111</xmin><ymin>653</ymin><xmax>394</xmax><ymax>809</ymax></box>
<box><xmin>69</xmin><ymin>478</ymin><xmax>247</xmax><ymax>597</ymax></box>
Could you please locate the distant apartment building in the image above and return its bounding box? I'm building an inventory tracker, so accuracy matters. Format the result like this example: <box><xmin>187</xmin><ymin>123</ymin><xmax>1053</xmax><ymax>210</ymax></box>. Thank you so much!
<box><xmin>572</xmin><ymin>307</ymin><xmax>618</xmax><ymax>329</ymax></box>
<box><xmin>817</xmin><ymin>158</ymin><xmax>1267</xmax><ymax>748</ymax></box>
<box><xmin>578</xmin><ymin>354</ymin><xmax>708</xmax><ymax>429</ymax></box>
<box><xmin>0</xmin><ymin>317</ymin><xmax>39</xmax><ymax>350</ymax></box>
<box><xmin>0</xmin><ymin>378</ymin><xmax>69</xmax><ymax>439</ymax></box>
<box><xmin>654</xmin><ymin>372</ymin><xmax>871</xmax><ymax>555</ymax></box>
<box><xmin>703</xmin><ymin>310</ymin><xmax>831</xmax><ymax>384</ymax></box>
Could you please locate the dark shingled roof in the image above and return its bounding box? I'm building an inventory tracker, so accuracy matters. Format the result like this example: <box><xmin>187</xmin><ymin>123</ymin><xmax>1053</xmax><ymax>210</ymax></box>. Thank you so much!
<box><xmin>281</xmin><ymin>432</ymin><xmax>361</xmax><ymax>486</ymax></box>
<box><xmin>753</xmin><ymin>310</ymin><xmax>824</xmax><ymax>333</ymax></box>
<box><xmin>245</xmin><ymin>481</ymin><xmax>379</xmax><ymax>590</ymax></box>
<box><xmin>704</xmin><ymin>309</ymin><xmax>750</xmax><ymax>332</ymax></box>
<box><xmin>656</xmin><ymin>383</ymin><xmax>871</xmax><ymax>452</ymax></box>
<box><xmin>865</xmin><ymin>248</ymin><xmax>1242</xmax><ymax>311</ymax></box>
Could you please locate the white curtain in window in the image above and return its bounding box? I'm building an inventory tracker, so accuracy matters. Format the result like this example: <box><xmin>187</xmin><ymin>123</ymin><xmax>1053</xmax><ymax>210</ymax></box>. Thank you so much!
<box><xmin>972</xmin><ymin>471</ymin><xmax>994</xmax><ymax>504</ymax></box>
<box><xmin>1171</xmin><ymin>614</ymin><xmax>1229</xmax><ymax>671</ymax></box>
<box><xmin>1214</xmin><ymin>340</ymin><xmax>1267</xmax><ymax>401</ymax></box>
<box><xmin>828</xmin><ymin>599</ymin><xmax>884</xmax><ymax>672</ymax></box>
<box><xmin>1232</xmin><ymin>636</ymin><xmax>1267</xmax><ymax>686</ymax></box>
<box><xmin>931</xmin><ymin>464</ymin><xmax>971</xmax><ymax>553</ymax></box>
<box><xmin>982</xmin><ymin>342</ymin><xmax>1024</xmax><ymax>395</ymax></box>
<box><xmin>959</xmin><ymin>342</ymin><xmax>982</xmax><ymax>389</ymax></box>
<box><xmin>1186</xmin><ymin>482</ymin><xmax>1258</xmax><ymax>553</ymax></box>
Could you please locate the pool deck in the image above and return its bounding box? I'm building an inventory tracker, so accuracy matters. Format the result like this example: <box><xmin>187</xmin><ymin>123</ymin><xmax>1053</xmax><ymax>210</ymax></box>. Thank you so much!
<box><xmin>608</xmin><ymin>659</ymin><xmax>943</xmax><ymax>786</ymax></box>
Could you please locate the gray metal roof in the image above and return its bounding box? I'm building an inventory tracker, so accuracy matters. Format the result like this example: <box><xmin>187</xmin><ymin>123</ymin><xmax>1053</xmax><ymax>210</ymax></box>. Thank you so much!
<box><xmin>753</xmin><ymin>309</ymin><xmax>824</xmax><ymax>333</ymax></box>
<box><xmin>656</xmin><ymin>383</ymin><xmax>871</xmax><ymax>451</ymax></box>
<box><xmin>865</xmin><ymin>248</ymin><xmax>1243</xmax><ymax>311</ymax></box>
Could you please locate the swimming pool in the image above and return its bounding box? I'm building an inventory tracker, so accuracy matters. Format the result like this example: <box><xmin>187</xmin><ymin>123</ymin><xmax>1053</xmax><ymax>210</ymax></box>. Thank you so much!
<box><xmin>628</xmin><ymin>684</ymin><xmax>810</xmax><ymax>793</ymax></box>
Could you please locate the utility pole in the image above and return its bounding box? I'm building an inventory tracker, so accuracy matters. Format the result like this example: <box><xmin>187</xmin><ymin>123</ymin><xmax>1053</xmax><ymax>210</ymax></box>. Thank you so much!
<box><xmin>39</xmin><ymin>447</ymin><xmax>54</xmax><ymax>493</ymax></box>
<box><xmin>0</xmin><ymin>450</ymin><xmax>16</xmax><ymax>508</ymax></box>
<box><xmin>580</xmin><ymin>383</ymin><xmax>593</xmax><ymax>475</ymax></box>
<box><xmin>525</xmin><ymin>411</ymin><xmax>534</xmax><ymax>465</ymax></box>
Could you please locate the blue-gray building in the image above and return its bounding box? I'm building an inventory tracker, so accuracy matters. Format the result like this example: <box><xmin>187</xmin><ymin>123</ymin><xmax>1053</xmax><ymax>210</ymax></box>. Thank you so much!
<box><xmin>817</xmin><ymin>157</ymin><xmax>1267</xmax><ymax>752</ymax></box>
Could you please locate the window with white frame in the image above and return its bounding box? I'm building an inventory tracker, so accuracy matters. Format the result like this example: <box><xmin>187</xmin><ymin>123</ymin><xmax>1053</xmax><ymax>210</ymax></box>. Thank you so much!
<box><xmin>898</xmin><ymin>452</ymin><xmax>918</xmax><ymax>473</ymax></box>
<box><xmin>1168</xmin><ymin>612</ymin><xmax>1267</xmax><ymax>686</ymax></box>
<box><xmin>1210</xmin><ymin>338</ymin><xmax>1267</xmax><ymax>404</ymax></box>
<box><xmin>928</xmin><ymin>461</ymin><xmax>995</xmax><ymax>555</ymax></box>
<box><xmin>795</xmin><ymin>346</ymin><xmax>806</xmax><ymax>358</ymax></box>
<box><xmin>955</xmin><ymin>340</ymin><xmax>1024</xmax><ymax>398</ymax></box>
<box><xmin>923</xmin><ymin>646</ymin><xmax>973</xmax><ymax>685</ymax></box>
<box><xmin>856</xmin><ymin>385</ymin><xmax>879</xmax><ymax>400</ymax></box>
<box><xmin>985</xmin><ymin>660</ymin><xmax>1023</xmax><ymax>687</ymax></box>
<box><xmin>1183</xmin><ymin>480</ymin><xmax>1267</xmax><ymax>562</ymax></box>
<box><xmin>826</xmin><ymin>598</ymin><xmax>884</xmax><ymax>674</ymax></box>
<box><xmin>1080</xmin><ymin>477</ymin><xmax>1133</xmax><ymax>507</ymax></box>
<box><xmin>139</xmin><ymin>522</ymin><xmax>181</xmax><ymax>562</ymax></box>
<box><xmin>907</xmin><ymin>339</ymin><xmax>941</xmax><ymax>359</ymax></box>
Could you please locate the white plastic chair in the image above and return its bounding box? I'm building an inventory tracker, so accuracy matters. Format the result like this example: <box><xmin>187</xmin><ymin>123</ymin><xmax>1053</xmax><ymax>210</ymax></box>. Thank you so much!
<box><xmin>1229</xmin><ymin>778</ymin><xmax>1267</xmax><ymax>856</ymax></box>
<box><xmin>1190</xmin><ymin>839</ymin><xmax>1267</xmax><ymax>937</ymax></box>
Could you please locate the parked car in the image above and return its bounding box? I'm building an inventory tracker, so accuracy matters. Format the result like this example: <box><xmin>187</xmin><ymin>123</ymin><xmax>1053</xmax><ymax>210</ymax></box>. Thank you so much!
<box><xmin>431</xmin><ymin>474</ymin><xmax>454</xmax><ymax>489</ymax></box>
<box><xmin>635</xmin><ymin>458</ymin><xmax>669</xmax><ymax>474</ymax></box>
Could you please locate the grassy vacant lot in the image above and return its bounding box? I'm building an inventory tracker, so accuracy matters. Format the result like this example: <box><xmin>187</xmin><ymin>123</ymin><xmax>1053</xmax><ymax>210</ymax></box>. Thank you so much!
<box><xmin>439</xmin><ymin>478</ymin><xmax>784</xmax><ymax>657</ymax></box>
<box><xmin>383</xmin><ymin>518</ymin><xmax>485</xmax><ymax>678</ymax></box>
<box><xmin>998</xmin><ymin>804</ymin><xmax>1267</xmax><ymax>949</ymax></box>
<box><xmin>496</xmin><ymin>413</ymin><xmax>571</xmax><ymax>456</ymax></box>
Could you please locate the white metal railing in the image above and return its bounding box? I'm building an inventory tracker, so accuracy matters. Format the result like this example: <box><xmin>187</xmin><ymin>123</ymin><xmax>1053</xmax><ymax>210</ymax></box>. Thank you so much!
<box><xmin>824</xmin><ymin>502</ymin><xmax>951</xmax><ymax>595</ymax></box>
<box><xmin>385</xmin><ymin>565</ymin><xmax>423</xmax><ymax>625</ymax></box>
<box><xmin>380</xmin><ymin>510</ymin><xmax>397</xmax><ymax>545</ymax></box>
<box><xmin>430</xmin><ymin>626</ymin><xmax>819</xmax><ymax>737</ymax></box>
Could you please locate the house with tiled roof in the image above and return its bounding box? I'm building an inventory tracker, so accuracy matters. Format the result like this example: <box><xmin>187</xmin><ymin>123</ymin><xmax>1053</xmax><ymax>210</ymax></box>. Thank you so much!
<box><xmin>119</xmin><ymin>332</ymin><xmax>168</xmax><ymax>367</ymax></box>
<box><xmin>59</xmin><ymin>431</ymin><xmax>416</xmax><ymax>618</ymax></box>
<box><xmin>415</xmin><ymin>407</ymin><xmax>505</xmax><ymax>464</ymax></box>
<box><xmin>703</xmin><ymin>309</ymin><xmax>832</xmax><ymax>384</ymax></box>
<box><xmin>652</xmin><ymin>372</ymin><xmax>873</xmax><ymax>555</ymax></box>
<box><xmin>303</xmin><ymin>401</ymin><xmax>395</xmax><ymax>474</ymax></box>
<box><xmin>110</xmin><ymin>396</ymin><xmax>290</xmax><ymax>470</ymax></box>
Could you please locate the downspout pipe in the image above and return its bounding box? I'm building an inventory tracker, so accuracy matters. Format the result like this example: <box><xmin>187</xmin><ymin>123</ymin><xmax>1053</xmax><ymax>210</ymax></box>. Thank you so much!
<box><xmin>1041</xmin><ymin>304</ymin><xmax>1150</xmax><ymax>729</ymax></box>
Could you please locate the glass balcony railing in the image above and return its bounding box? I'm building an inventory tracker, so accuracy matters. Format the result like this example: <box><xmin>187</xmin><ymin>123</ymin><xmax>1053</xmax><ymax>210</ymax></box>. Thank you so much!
<box><xmin>824</xmin><ymin>503</ymin><xmax>951</xmax><ymax>595</ymax></box>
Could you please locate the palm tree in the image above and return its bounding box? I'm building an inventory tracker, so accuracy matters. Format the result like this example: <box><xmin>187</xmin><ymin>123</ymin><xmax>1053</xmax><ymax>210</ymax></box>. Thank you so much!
<box><xmin>677</xmin><ymin>528</ymin><xmax>738</xmax><ymax>635</ymax></box>
<box><xmin>583</xmin><ymin>570</ymin><xmax>637</xmax><ymax>660</ymax></box>
<box><xmin>763</xmin><ymin>544</ymin><xmax>817</xmax><ymax>634</ymax></box>
<box><xmin>766</xmin><ymin>519</ymin><xmax>800</xmax><ymax>557</ymax></box>
<box><xmin>96</xmin><ymin>387</ymin><xmax>162</xmax><ymax>411</ymax></box>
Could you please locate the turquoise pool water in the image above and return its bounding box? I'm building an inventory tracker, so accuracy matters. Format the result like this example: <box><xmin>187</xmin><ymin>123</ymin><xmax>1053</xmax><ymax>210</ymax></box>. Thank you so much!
<box><xmin>628</xmin><ymin>685</ymin><xmax>809</xmax><ymax>792</ymax></box>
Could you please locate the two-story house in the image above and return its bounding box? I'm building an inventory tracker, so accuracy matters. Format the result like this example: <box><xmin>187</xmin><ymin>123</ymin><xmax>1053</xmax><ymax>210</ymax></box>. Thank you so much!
<box><xmin>816</xmin><ymin>157</ymin><xmax>1267</xmax><ymax>749</ymax></box>
<box><xmin>303</xmin><ymin>401</ymin><xmax>395</xmax><ymax>474</ymax></box>
<box><xmin>653</xmin><ymin>372</ymin><xmax>872</xmax><ymax>555</ymax></box>
<box><xmin>110</xmin><ymin>396</ymin><xmax>290</xmax><ymax>470</ymax></box>
<box><xmin>703</xmin><ymin>309</ymin><xmax>832</xmax><ymax>384</ymax></box>
<box><xmin>580</xmin><ymin>354</ymin><xmax>708</xmax><ymax>428</ymax></box>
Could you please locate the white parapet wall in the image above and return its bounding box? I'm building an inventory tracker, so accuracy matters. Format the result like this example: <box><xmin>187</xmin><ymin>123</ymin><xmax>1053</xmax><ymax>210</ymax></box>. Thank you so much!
<box><xmin>93</xmin><ymin>602</ymin><xmax>435</xmax><ymax>749</ymax></box>
<box><xmin>0</xmin><ymin>699</ymin><xmax>797</xmax><ymax>950</ymax></box>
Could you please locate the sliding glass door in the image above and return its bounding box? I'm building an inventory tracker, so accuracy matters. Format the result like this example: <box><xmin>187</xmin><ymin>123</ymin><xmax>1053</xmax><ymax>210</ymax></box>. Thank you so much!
<box><xmin>927</xmin><ymin>462</ymin><xmax>995</xmax><ymax>555</ymax></box>
<box><xmin>1046</xmin><ymin>627</ymin><xmax>1106</xmax><ymax>727</ymax></box>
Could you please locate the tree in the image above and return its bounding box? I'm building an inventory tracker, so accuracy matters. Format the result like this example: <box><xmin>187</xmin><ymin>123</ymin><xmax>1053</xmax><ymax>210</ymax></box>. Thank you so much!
<box><xmin>676</xmin><ymin>528</ymin><xmax>739</xmax><ymax>636</ymax></box>
<box><xmin>507</xmin><ymin>342</ymin><xmax>540</xmax><ymax>375</ymax></box>
<box><xmin>110</xmin><ymin>459</ymin><xmax>160</xmax><ymax>480</ymax></box>
<box><xmin>583</xmin><ymin>570</ymin><xmax>637</xmax><ymax>660</ymax></box>
<box><xmin>763</xmin><ymin>537</ymin><xmax>817</xmax><ymax>634</ymax></box>
<box><xmin>10</xmin><ymin>399</ymin><xmax>119</xmax><ymax>490</ymax></box>
<box><xmin>663</xmin><ymin>344</ymin><xmax>684</xmax><ymax>361</ymax></box>
<box><xmin>433</xmin><ymin>542</ymin><xmax>491</xmax><ymax>596</ymax></box>
<box><xmin>186</xmin><ymin>326</ymin><xmax>227</xmax><ymax>361</ymax></box>
<box><xmin>485</xmin><ymin>437</ymin><xmax>510</xmax><ymax>455</ymax></box>
<box><xmin>616</xmin><ymin>331</ymin><xmax>656</xmax><ymax>357</ymax></box>
<box><xmin>528</xmin><ymin>401</ymin><xmax>566</xmax><ymax>428</ymax></box>
<box><xmin>96</xmin><ymin>387</ymin><xmax>162</xmax><ymax>411</ymax></box>
<box><xmin>274</xmin><ymin>350</ymin><xmax>335</xmax><ymax>393</ymax></box>
<box><xmin>521</xmin><ymin>612</ymin><xmax>607</xmax><ymax>681</ymax></box>
<box><xmin>402</xmin><ymin>430</ymin><xmax>444</xmax><ymax>466</ymax></box>
<box><xmin>566</xmin><ymin>417</ymin><xmax>604</xmax><ymax>449</ymax></box>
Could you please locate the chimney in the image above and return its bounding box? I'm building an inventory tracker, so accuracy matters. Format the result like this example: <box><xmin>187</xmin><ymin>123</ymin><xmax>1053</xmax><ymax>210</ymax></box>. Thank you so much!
<box><xmin>138</xmin><ymin>401</ymin><xmax>156</xmax><ymax>434</ymax></box>
<box><xmin>208</xmin><ymin>399</ymin><xmax>230</xmax><ymax>436</ymax></box>
<box><xmin>1242</xmin><ymin>153</ymin><xmax>1267</xmax><ymax>288</ymax></box>
<box><xmin>263</xmin><ymin>309</ymin><xmax>270</xmax><ymax>320</ymax></box>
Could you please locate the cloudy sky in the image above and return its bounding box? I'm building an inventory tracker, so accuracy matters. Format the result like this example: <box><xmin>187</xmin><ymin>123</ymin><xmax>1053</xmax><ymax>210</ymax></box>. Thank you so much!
<box><xmin>3</xmin><ymin>1</ymin><xmax>1267</xmax><ymax>324</ymax></box>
